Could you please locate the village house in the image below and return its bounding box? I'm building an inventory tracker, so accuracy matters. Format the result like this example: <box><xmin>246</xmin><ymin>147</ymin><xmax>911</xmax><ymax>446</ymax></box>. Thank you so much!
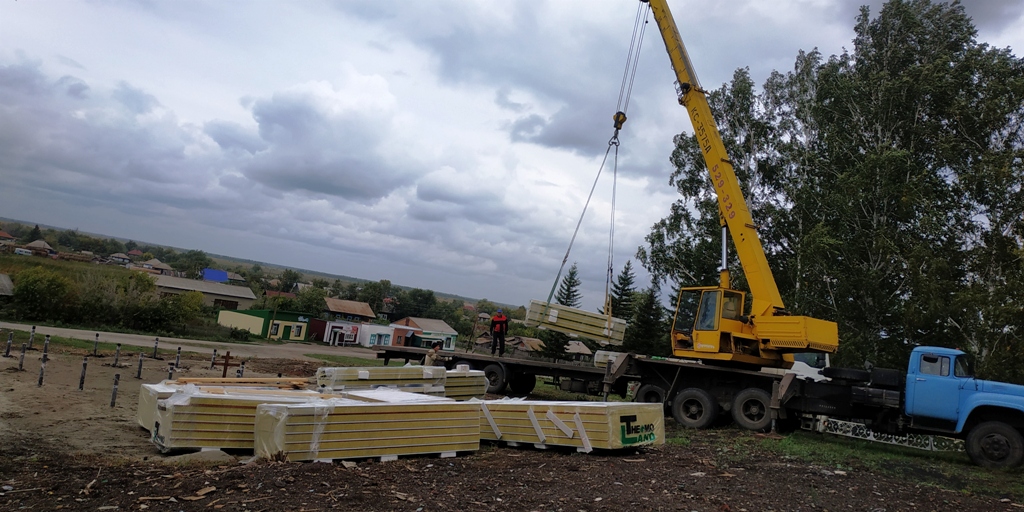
<box><xmin>323</xmin><ymin>298</ymin><xmax>376</xmax><ymax>323</ymax></box>
<box><xmin>154</xmin><ymin>275</ymin><xmax>256</xmax><ymax>310</ymax></box>
<box><xmin>217</xmin><ymin>309</ymin><xmax>310</xmax><ymax>341</ymax></box>
<box><xmin>392</xmin><ymin>317</ymin><xmax>458</xmax><ymax>350</ymax></box>
<box><xmin>109</xmin><ymin>252</ymin><xmax>131</xmax><ymax>264</ymax></box>
<box><xmin>0</xmin><ymin>231</ymin><xmax>16</xmax><ymax>245</ymax></box>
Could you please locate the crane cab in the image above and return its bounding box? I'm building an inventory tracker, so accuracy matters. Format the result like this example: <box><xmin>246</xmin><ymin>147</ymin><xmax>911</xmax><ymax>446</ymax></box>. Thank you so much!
<box><xmin>671</xmin><ymin>286</ymin><xmax>792</xmax><ymax>368</ymax></box>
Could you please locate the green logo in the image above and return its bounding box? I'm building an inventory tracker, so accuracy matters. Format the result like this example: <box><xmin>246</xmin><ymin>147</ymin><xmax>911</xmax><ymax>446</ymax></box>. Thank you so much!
<box><xmin>619</xmin><ymin>414</ymin><xmax>657</xmax><ymax>445</ymax></box>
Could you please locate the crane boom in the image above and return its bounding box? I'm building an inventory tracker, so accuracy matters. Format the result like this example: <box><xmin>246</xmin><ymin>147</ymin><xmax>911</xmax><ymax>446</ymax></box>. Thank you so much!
<box><xmin>646</xmin><ymin>0</ymin><xmax>782</xmax><ymax>317</ymax></box>
<box><xmin>641</xmin><ymin>0</ymin><xmax>838</xmax><ymax>367</ymax></box>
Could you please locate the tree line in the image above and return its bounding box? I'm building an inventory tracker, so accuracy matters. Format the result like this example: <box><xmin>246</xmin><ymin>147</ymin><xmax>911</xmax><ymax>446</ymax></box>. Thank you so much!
<box><xmin>634</xmin><ymin>0</ymin><xmax>1023</xmax><ymax>382</ymax></box>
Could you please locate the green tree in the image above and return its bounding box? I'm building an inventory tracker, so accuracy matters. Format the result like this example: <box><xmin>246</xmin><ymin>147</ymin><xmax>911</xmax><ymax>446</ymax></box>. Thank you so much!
<box><xmin>12</xmin><ymin>267</ymin><xmax>74</xmax><ymax>321</ymax></box>
<box><xmin>357</xmin><ymin>280</ymin><xmax>392</xmax><ymax>314</ymax></box>
<box><xmin>541</xmin><ymin>263</ymin><xmax>583</xmax><ymax>360</ymax></box>
<box><xmin>607</xmin><ymin>260</ymin><xmax>637</xmax><ymax>319</ymax></box>
<box><xmin>296</xmin><ymin>286</ymin><xmax>328</xmax><ymax>317</ymax></box>
<box><xmin>622</xmin><ymin>282</ymin><xmax>670</xmax><ymax>357</ymax></box>
<box><xmin>173</xmin><ymin>250</ymin><xmax>213</xmax><ymax>279</ymax></box>
<box><xmin>25</xmin><ymin>224</ymin><xmax>42</xmax><ymax>243</ymax></box>
<box><xmin>279</xmin><ymin>269</ymin><xmax>302</xmax><ymax>292</ymax></box>
<box><xmin>329</xmin><ymin>279</ymin><xmax>345</xmax><ymax>298</ymax></box>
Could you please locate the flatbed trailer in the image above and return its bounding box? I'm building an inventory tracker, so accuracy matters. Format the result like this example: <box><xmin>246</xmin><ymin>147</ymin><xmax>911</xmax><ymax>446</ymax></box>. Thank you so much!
<box><xmin>374</xmin><ymin>345</ymin><xmax>785</xmax><ymax>431</ymax></box>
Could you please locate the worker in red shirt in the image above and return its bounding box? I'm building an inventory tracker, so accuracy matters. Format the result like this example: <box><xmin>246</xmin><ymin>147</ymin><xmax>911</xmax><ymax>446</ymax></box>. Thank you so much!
<box><xmin>490</xmin><ymin>309</ymin><xmax>509</xmax><ymax>357</ymax></box>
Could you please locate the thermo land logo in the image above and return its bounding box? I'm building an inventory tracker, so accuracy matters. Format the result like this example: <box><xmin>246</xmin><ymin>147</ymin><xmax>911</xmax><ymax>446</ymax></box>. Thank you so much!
<box><xmin>619</xmin><ymin>414</ymin><xmax>657</xmax><ymax>445</ymax></box>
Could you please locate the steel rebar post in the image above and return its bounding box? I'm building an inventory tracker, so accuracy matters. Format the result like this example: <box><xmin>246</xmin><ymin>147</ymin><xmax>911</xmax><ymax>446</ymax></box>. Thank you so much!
<box><xmin>37</xmin><ymin>360</ymin><xmax>45</xmax><ymax>387</ymax></box>
<box><xmin>79</xmin><ymin>357</ymin><xmax>88</xmax><ymax>390</ymax></box>
<box><xmin>152</xmin><ymin>338</ymin><xmax>159</xmax><ymax>358</ymax></box>
<box><xmin>174</xmin><ymin>347</ymin><xmax>181</xmax><ymax>369</ymax></box>
<box><xmin>4</xmin><ymin>333</ymin><xmax>11</xmax><ymax>358</ymax></box>
<box><xmin>18</xmin><ymin>343</ymin><xmax>26</xmax><ymax>370</ymax></box>
<box><xmin>113</xmin><ymin>343</ymin><xmax>121</xmax><ymax>367</ymax></box>
<box><xmin>93</xmin><ymin>333</ymin><xmax>99</xmax><ymax>356</ymax></box>
<box><xmin>42</xmin><ymin>335</ymin><xmax>50</xmax><ymax>363</ymax></box>
<box><xmin>110</xmin><ymin>374</ymin><xmax>120</xmax><ymax>407</ymax></box>
<box><xmin>136</xmin><ymin>353</ymin><xmax>144</xmax><ymax>379</ymax></box>
<box><xmin>210</xmin><ymin>349</ymin><xmax>218</xmax><ymax>370</ymax></box>
<box><xmin>28</xmin><ymin>326</ymin><xmax>35</xmax><ymax>350</ymax></box>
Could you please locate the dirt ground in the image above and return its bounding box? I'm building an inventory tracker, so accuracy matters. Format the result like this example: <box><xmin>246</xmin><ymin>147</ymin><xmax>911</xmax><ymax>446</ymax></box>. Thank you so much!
<box><xmin>1</xmin><ymin>345</ymin><xmax>1021</xmax><ymax>511</ymax></box>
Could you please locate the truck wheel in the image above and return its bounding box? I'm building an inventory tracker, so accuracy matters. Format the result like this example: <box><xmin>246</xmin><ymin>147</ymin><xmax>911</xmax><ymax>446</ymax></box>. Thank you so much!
<box><xmin>483</xmin><ymin>363</ymin><xmax>507</xmax><ymax>394</ymax></box>
<box><xmin>966</xmin><ymin>421</ymin><xmax>1024</xmax><ymax>469</ymax></box>
<box><xmin>732</xmin><ymin>388</ymin><xmax>772</xmax><ymax>432</ymax></box>
<box><xmin>635</xmin><ymin>384</ymin><xmax>667</xmax><ymax>406</ymax></box>
<box><xmin>507</xmin><ymin>373</ymin><xmax>537</xmax><ymax>395</ymax></box>
<box><xmin>671</xmin><ymin>388</ymin><xmax>719</xmax><ymax>429</ymax></box>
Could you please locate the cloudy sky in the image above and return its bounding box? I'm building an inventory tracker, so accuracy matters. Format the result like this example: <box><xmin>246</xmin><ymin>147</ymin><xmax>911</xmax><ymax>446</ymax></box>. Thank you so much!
<box><xmin>2</xmin><ymin>1</ymin><xmax>1022</xmax><ymax>310</ymax></box>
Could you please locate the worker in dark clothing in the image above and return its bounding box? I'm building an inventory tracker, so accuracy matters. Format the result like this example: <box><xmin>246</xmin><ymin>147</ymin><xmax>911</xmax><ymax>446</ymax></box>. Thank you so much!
<box><xmin>490</xmin><ymin>309</ymin><xmax>509</xmax><ymax>357</ymax></box>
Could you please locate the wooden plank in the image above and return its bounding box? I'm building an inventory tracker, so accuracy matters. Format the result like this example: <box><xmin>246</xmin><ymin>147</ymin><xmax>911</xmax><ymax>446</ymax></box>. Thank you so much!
<box><xmin>525</xmin><ymin>300</ymin><xmax>626</xmax><ymax>345</ymax></box>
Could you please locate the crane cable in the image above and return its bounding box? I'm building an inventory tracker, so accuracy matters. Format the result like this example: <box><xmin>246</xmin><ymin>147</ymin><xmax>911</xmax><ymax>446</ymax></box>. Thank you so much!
<box><xmin>541</xmin><ymin>3</ymin><xmax>650</xmax><ymax>335</ymax></box>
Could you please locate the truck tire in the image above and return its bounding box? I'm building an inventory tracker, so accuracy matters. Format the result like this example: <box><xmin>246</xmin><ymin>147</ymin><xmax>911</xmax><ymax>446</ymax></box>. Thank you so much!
<box><xmin>731</xmin><ymin>388</ymin><xmax>772</xmax><ymax>432</ymax></box>
<box><xmin>483</xmin><ymin>363</ymin><xmax>507</xmax><ymax>394</ymax></box>
<box><xmin>966</xmin><ymin>421</ymin><xmax>1024</xmax><ymax>469</ymax></box>
<box><xmin>670</xmin><ymin>388</ymin><xmax>719</xmax><ymax>429</ymax></box>
<box><xmin>635</xmin><ymin>384</ymin><xmax>667</xmax><ymax>406</ymax></box>
<box><xmin>507</xmin><ymin>373</ymin><xmax>537</xmax><ymax>395</ymax></box>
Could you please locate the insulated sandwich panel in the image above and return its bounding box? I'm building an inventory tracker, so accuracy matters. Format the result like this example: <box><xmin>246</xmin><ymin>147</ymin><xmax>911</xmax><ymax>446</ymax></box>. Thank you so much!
<box><xmin>138</xmin><ymin>382</ymin><xmax>328</xmax><ymax>433</ymax></box>
<box><xmin>150</xmin><ymin>390</ymin><xmax>338</xmax><ymax>452</ymax></box>
<box><xmin>478</xmin><ymin>400</ymin><xmax>664</xmax><ymax>451</ymax></box>
<box><xmin>525</xmin><ymin>300</ymin><xmax>626</xmax><ymax>345</ymax></box>
<box><xmin>315</xmin><ymin>366</ymin><xmax>446</xmax><ymax>395</ymax></box>
<box><xmin>444</xmin><ymin>368</ymin><xmax>487</xmax><ymax>401</ymax></box>
<box><xmin>254</xmin><ymin>399</ymin><xmax>480</xmax><ymax>462</ymax></box>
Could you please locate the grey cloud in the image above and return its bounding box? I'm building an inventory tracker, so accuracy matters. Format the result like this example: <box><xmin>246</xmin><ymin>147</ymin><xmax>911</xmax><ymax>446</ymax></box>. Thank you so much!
<box><xmin>204</xmin><ymin>120</ymin><xmax>267</xmax><ymax>154</ymax></box>
<box><xmin>236</xmin><ymin>88</ymin><xmax>417</xmax><ymax>203</ymax></box>
<box><xmin>960</xmin><ymin>0</ymin><xmax>1024</xmax><ymax>35</ymax></box>
<box><xmin>54</xmin><ymin>55</ymin><xmax>86</xmax><ymax>70</ymax></box>
<box><xmin>495</xmin><ymin>86</ymin><xmax>526</xmax><ymax>112</ymax></box>
<box><xmin>0</xmin><ymin>61</ymin><xmax>48</xmax><ymax>95</ymax></box>
<box><xmin>113</xmin><ymin>81</ymin><xmax>159</xmax><ymax>114</ymax></box>
<box><xmin>56</xmin><ymin>75</ymin><xmax>89</xmax><ymax>99</ymax></box>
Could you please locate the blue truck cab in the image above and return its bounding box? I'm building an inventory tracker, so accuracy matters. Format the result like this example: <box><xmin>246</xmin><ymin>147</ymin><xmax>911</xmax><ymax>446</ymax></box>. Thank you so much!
<box><xmin>904</xmin><ymin>346</ymin><xmax>1024</xmax><ymax>467</ymax></box>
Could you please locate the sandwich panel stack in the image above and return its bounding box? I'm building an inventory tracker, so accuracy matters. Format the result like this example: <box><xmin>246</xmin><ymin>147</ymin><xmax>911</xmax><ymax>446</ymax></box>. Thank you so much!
<box><xmin>151</xmin><ymin>390</ymin><xmax>332</xmax><ymax>452</ymax></box>
<box><xmin>478</xmin><ymin>400</ymin><xmax>665</xmax><ymax>452</ymax></box>
<box><xmin>138</xmin><ymin>382</ymin><xmax>180</xmax><ymax>432</ymax></box>
<box><xmin>254</xmin><ymin>398</ymin><xmax>481</xmax><ymax>462</ymax></box>
<box><xmin>444</xmin><ymin>367</ymin><xmax>487</xmax><ymax>401</ymax></box>
<box><xmin>315</xmin><ymin>366</ymin><xmax>446</xmax><ymax>396</ymax></box>
<box><xmin>139</xmin><ymin>382</ymin><xmax>325</xmax><ymax>433</ymax></box>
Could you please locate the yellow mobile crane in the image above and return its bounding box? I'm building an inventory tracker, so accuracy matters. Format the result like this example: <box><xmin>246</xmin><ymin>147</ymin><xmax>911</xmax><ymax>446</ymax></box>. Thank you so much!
<box><xmin>641</xmin><ymin>0</ymin><xmax>838</xmax><ymax>368</ymax></box>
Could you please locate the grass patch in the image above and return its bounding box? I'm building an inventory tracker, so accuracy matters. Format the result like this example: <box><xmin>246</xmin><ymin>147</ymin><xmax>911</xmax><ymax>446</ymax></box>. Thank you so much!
<box><xmin>302</xmin><ymin>353</ymin><xmax>401</xmax><ymax>367</ymax></box>
<box><xmin>751</xmin><ymin>429</ymin><xmax>1024</xmax><ymax>499</ymax></box>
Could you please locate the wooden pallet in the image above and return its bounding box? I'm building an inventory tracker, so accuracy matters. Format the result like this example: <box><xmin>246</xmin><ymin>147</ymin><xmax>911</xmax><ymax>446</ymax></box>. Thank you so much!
<box><xmin>478</xmin><ymin>400</ymin><xmax>664</xmax><ymax>452</ymax></box>
<box><xmin>444</xmin><ymin>368</ymin><xmax>487</xmax><ymax>401</ymax></box>
<box><xmin>525</xmin><ymin>300</ymin><xmax>626</xmax><ymax>345</ymax></box>
<box><xmin>315</xmin><ymin>366</ymin><xmax>446</xmax><ymax>395</ymax></box>
<box><xmin>254</xmin><ymin>399</ymin><xmax>480</xmax><ymax>462</ymax></box>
